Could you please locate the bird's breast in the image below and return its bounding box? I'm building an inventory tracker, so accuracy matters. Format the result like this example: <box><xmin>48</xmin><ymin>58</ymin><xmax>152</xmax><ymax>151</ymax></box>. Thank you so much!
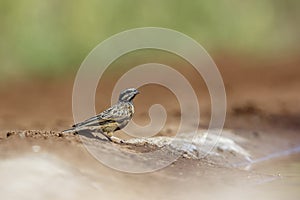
<box><xmin>129</xmin><ymin>103</ymin><xmax>134</xmax><ymax>116</ymax></box>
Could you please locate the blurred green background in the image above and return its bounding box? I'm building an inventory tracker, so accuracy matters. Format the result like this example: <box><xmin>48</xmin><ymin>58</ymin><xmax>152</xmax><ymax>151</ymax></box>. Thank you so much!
<box><xmin>0</xmin><ymin>0</ymin><xmax>299</xmax><ymax>78</ymax></box>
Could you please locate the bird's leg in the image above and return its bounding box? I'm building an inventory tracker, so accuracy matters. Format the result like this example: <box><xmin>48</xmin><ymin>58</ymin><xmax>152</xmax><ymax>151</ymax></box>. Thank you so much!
<box><xmin>105</xmin><ymin>135</ymin><xmax>113</xmax><ymax>142</ymax></box>
<box><xmin>107</xmin><ymin>132</ymin><xmax>124</xmax><ymax>144</ymax></box>
<box><xmin>93</xmin><ymin>129</ymin><xmax>123</xmax><ymax>143</ymax></box>
<box><xmin>92</xmin><ymin>129</ymin><xmax>112</xmax><ymax>142</ymax></box>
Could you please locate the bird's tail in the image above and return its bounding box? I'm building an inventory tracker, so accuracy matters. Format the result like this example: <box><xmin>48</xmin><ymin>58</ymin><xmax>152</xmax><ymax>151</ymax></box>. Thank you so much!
<box><xmin>62</xmin><ymin>127</ymin><xmax>77</xmax><ymax>134</ymax></box>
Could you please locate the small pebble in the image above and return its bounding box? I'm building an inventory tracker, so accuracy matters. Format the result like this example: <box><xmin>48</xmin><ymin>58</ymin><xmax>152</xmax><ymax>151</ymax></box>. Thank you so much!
<box><xmin>19</xmin><ymin>131</ymin><xmax>26</xmax><ymax>139</ymax></box>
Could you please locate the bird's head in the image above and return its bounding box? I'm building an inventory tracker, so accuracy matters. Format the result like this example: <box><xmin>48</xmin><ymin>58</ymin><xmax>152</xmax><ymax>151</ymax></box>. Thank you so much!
<box><xmin>118</xmin><ymin>88</ymin><xmax>140</xmax><ymax>102</ymax></box>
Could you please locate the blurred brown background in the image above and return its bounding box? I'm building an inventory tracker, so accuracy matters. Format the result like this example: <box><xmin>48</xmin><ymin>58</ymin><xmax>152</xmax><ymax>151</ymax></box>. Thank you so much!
<box><xmin>0</xmin><ymin>0</ymin><xmax>299</xmax><ymax>131</ymax></box>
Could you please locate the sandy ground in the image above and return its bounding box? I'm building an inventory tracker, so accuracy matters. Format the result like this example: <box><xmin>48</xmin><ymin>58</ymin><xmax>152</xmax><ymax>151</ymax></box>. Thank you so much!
<box><xmin>0</xmin><ymin>55</ymin><xmax>300</xmax><ymax>199</ymax></box>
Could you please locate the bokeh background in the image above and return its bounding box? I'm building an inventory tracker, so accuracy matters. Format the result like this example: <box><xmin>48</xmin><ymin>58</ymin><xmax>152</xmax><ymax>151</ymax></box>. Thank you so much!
<box><xmin>0</xmin><ymin>0</ymin><xmax>299</xmax><ymax>78</ymax></box>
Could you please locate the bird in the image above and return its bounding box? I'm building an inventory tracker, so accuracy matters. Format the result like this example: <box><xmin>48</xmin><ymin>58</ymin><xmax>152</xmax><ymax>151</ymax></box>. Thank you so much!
<box><xmin>62</xmin><ymin>88</ymin><xmax>139</xmax><ymax>143</ymax></box>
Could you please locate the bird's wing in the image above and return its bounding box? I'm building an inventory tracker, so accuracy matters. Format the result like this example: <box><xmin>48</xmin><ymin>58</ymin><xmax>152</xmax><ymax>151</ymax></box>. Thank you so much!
<box><xmin>73</xmin><ymin>104</ymin><xmax>128</xmax><ymax>128</ymax></box>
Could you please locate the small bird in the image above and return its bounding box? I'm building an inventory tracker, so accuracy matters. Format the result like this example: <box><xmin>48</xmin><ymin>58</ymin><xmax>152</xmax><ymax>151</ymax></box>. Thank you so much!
<box><xmin>63</xmin><ymin>88</ymin><xmax>139</xmax><ymax>143</ymax></box>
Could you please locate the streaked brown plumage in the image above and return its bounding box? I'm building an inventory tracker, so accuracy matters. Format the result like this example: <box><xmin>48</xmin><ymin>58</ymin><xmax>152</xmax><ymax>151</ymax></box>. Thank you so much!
<box><xmin>63</xmin><ymin>88</ymin><xmax>139</xmax><ymax>143</ymax></box>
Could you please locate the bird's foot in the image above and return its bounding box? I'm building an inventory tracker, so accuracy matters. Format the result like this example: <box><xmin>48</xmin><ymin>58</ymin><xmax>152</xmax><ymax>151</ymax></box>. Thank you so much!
<box><xmin>110</xmin><ymin>136</ymin><xmax>124</xmax><ymax>144</ymax></box>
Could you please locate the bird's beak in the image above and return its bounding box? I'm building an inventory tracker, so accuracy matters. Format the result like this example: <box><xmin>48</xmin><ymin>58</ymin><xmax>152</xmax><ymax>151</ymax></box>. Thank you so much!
<box><xmin>136</xmin><ymin>91</ymin><xmax>140</xmax><ymax>95</ymax></box>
